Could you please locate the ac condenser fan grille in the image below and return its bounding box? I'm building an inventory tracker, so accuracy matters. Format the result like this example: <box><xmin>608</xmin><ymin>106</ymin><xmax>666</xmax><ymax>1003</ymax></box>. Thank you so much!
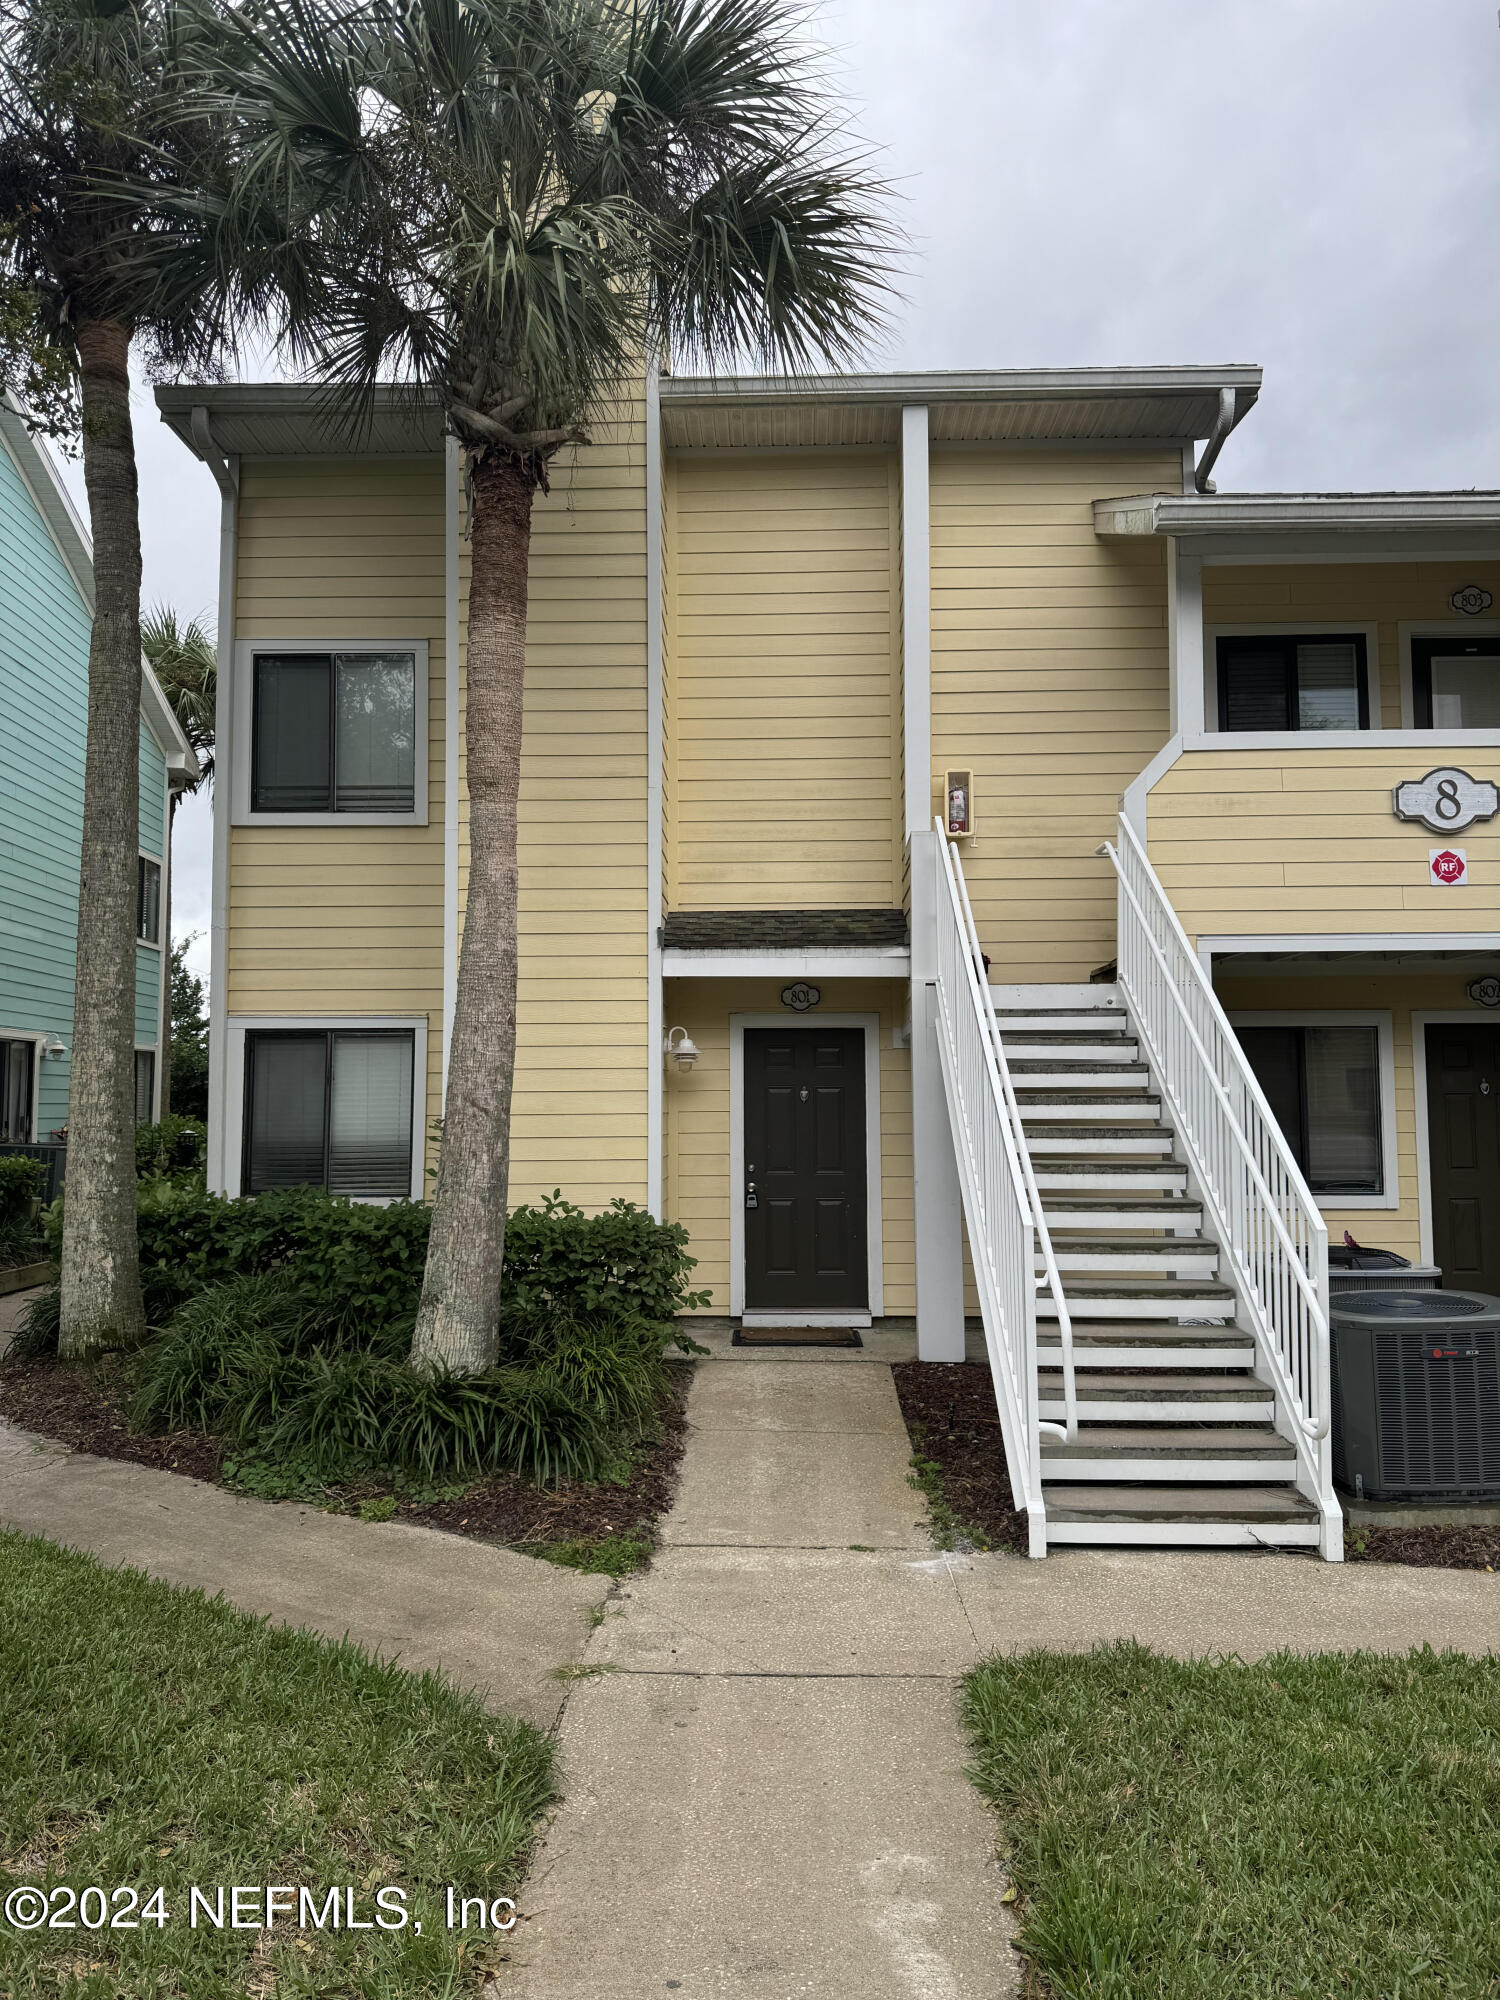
<box><xmin>1373</xmin><ymin>1330</ymin><xmax>1500</xmax><ymax>1491</ymax></box>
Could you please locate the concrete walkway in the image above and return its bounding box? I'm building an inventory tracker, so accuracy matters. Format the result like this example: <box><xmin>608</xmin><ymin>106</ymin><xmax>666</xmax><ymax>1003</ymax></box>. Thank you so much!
<box><xmin>0</xmin><ymin>1421</ymin><xmax>607</xmax><ymax>1728</ymax></box>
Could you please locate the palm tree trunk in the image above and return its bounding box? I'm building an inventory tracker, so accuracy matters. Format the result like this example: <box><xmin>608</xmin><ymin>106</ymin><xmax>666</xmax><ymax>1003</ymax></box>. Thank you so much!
<box><xmin>160</xmin><ymin>793</ymin><xmax>176</xmax><ymax>1115</ymax></box>
<box><xmin>410</xmin><ymin>453</ymin><xmax>533</xmax><ymax>1373</ymax></box>
<box><xmin>58</xmin><ymin>317</ymin><xmax>146</xmax><ymax>1359</ymax></box>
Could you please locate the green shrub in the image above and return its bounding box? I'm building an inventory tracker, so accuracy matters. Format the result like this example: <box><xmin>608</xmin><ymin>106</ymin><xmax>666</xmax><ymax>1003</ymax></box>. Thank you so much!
<box><xmin>134</xmin><ymin>1115</ymin><xmax>206</xmax><ymax>1184</ymax></box>
<box><xmin>134</xmin><ymin>1274</ymin><xmax>617</xmax><ymax>1485</ymax></box>
<box><xmin>7</xmin><ymin>1284</ymin><xmax>60</xmax><ymax>1360</ymax></box>
<box><xmin>0</xmin><ymin>1155</ymin><xmax>46</xmax><ymax>1269</ymax></box>
<box><xmin>500</xmin><ymin>1192</ymin><xmax>711</xmax><ymax>1320</ymax></box>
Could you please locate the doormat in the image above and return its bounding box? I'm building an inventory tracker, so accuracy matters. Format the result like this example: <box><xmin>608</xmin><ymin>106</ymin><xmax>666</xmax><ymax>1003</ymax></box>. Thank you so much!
<box><xmin>732</xmin><ymin>1326</ymin><xmax>864</xmax><ymax>1348</ymax></box>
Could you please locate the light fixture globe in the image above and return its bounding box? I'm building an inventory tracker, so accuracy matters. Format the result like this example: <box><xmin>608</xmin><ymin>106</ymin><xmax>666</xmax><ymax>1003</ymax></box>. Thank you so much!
<box><xmin>664</xmin><ymin>1026</ymin><xmax>699</xmax><ymax>1071</ymax></box>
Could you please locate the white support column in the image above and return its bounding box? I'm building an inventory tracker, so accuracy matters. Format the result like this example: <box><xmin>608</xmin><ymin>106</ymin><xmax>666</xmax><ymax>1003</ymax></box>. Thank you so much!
<box><xmin>1168</xmin><ymin>539</ymin><xmax>1205</xmax><ymax>739</ymax></box>
<box><xmin>903</xmin><ymin>405</ymin><xmax>965</xmax><ymax>1363</ymax></box>
<box><xmin>645</xmin><ymin>361</ymin><xmax>665</xmax><ymax>1216</ymax></box>
<box><xmin>441</xmin><ymin>437</ymin><xmax>461</xmax><ymax>1093</ymax></box>
<box><xmin>204</xmin><ymin>450</ymin><xmax>237</xmax><ymax>1195</ymax></box>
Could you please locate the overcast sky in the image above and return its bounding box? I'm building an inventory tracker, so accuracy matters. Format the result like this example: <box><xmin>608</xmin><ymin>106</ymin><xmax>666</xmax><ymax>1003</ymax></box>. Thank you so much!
<box><xmin>53</xmin><ymin>0</ymin><xmax>1500</xmax><ymax>984</ymax></box>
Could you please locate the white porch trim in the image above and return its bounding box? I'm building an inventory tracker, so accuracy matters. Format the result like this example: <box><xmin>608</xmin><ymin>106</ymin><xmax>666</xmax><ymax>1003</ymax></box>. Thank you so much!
<box><xmin>663</xmin><ymin>947</ymin><xmax>909</xmax><ymax>980</ymax></box>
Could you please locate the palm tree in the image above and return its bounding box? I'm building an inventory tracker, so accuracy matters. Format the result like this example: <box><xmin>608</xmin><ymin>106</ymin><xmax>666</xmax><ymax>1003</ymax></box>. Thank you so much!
<box><xmin>192</xmin><ymin>0</ymin><xmax>893</xmax><ymax>1373</ymax></box>
<box><xmin>141</xmin><ymin>605</ymin><xmax>215</xmax><ymax>1114</ymax></box>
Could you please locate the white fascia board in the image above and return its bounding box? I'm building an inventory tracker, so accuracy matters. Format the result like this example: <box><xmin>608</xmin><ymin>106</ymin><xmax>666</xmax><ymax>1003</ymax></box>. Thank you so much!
<box><xmin>664</xmin><ymin>364</ymin><xmax>1262</xmax><ymax>407</ymax></box>
<box><xmin>140</xmin><ymin>659</ymin><xmax>195</xmax><ymax>778</ymax></box>
<box><xmin>1096</xmin><ymin>489</ymin><xmax>1500</xmax><ymax>542</ymax></box>
<box><xmin>663</xmin><ymin>948</ymin><xmax>910</xmax><ymax>980</ymax></box>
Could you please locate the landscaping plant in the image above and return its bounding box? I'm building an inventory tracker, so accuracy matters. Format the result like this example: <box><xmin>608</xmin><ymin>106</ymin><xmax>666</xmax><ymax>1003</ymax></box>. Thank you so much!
<box><xmin>0</xmin><ymin>1153</ymin><xmax>46</xmax><ymax>1268</ymax></box>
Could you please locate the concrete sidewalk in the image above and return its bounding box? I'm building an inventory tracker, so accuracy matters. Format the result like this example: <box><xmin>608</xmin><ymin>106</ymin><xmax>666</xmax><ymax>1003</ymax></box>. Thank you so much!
<box><xmin>0</xmin><ymin>1421</ymin><xmax>607</xmax><ymax>1727</ymax></box>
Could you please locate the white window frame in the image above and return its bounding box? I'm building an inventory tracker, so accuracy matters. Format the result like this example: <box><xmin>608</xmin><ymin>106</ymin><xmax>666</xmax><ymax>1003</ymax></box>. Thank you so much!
<box><xmin>727</xmin><ymin>1012</ymin><xmax>884</xmax><ymax>1324</ymax></box>
<box><xmin>136</xmin><ymin>850</ymin><xmax>163</xmax><ymax>948</ymax></box>
<box><xmin>0</xmin><ymin>1027</ymin><xmax>48</xmax><ymax>1144</ymax></box>
<box><xmin>1229</xmin><ymin>1009</ymin><xmax>1398</xmax><ymax>1210</ymax></box>
<box><xmin>232</xmin><ymin>638</ymin><xmax>430</xmax><ymax>827</ymax></box>
<box><xmin>1203</xmin><ymin>623</ymin><xmax>1382</xmax><ymax>740</ymax></box>
<box><xmin>1398</xmin><ymin>619</ymin><xmax>1500</xmax><ymax>730</ymax></box>
<box><xmin>224</xmin><ymin>1014</ymin><xmax>429</xmax><ymax>1202</ymax></box>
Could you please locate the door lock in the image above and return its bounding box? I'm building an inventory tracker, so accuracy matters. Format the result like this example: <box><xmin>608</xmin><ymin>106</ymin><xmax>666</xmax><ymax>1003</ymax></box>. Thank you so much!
<box><xmin>1483</xmin><ymin>1079</ymin><xmax>1492</xmax><ymax>1096</ymax></box>
<box><xmin>745</xmin><ymin>1181</ymin><xmax>758</xmax><ymax>1210</ymax></box>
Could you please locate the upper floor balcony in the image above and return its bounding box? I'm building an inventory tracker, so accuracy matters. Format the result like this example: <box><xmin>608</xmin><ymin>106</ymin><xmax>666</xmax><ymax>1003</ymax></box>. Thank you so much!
<box><xmin>1097</xmin><ymin>490</ymin><xmax>1500</xmax><ymax>949</ymax></box>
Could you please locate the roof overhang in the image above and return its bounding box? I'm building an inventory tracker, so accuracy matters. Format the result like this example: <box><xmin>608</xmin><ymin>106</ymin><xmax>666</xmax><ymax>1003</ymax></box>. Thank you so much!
<box><xmin>1095</xmin><ymin>489</ymin><xmax>1500</xmax><ymax>562</ymax></box>
<box><xmin>156</xmin><ymin>384</ymin><xmax>444</xmax><ymax>461</ymax></box>
<box><xmin>661</xmin><ymin>365</ymin><xmax>1262</xmax><ymax>451</ymax></box>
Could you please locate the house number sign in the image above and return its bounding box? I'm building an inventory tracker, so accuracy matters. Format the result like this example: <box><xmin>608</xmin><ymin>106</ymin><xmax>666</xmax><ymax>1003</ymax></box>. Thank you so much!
<box><xmin>780</xmin><ymin>982</ymin><xmax>821</xmax><ymax>1012</ymax></box>
<box><xmin>1393</xmin><ymin>767</ymin><xmax>1499</xmax><ymax>834</ymax></box>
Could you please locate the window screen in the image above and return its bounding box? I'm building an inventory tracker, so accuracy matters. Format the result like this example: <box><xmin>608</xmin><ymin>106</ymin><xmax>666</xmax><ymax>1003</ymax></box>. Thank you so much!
<box><xmin>134</xmin><ymin>1049</ymin><xmax>156</xmax><ymax>1123</ymax></box>
<box><xmin>1411</xmin><ymin>636</ymin><xmax>1500</xmax><ymax>728</ymax></box>
<box><xmin>1217</xmin><ymin>636</ymin><xmax>1368</xmax><ymax>733</ymax></box>
<box><xmin>244</xmin><ymin>1030</ymin><xmax>414</xmax><ymax>1198</ymax></box>
<box><xmin>251</xmin><ymin>653</ymin><xmax>415</xmax><ymax>813</ymax></box>
<box><xmin>137</xmin><ymin>857</ymin><xmax>161</xmax><ymax>943</ymax></box>
<box><xmin>1236</xmin><ymin>1023</ymin><xmax>1382</xmax><ymax>1196</ymax></box>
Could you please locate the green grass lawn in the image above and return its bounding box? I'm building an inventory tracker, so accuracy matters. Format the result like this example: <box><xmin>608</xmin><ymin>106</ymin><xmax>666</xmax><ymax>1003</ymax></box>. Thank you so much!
<box><xmin>0</xmin><ymin>1532</ymin><xmax>555</xmax><ymax>1998</ymax></box>
<box><xmin>963</xmin><ymin>1640</ymin><xmax>1500</xmax><ymax>2000</ymax></box>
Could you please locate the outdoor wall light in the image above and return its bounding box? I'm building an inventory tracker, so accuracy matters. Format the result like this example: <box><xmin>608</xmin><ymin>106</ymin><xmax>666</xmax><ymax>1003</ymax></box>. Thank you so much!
<box><xmin>43</xmin><ymin>1036</ymin><xmax>66</xmax><ymax>1059</ymax></box>
<box><xmin>664</xmin><ymin>1027</ymin><xmax>699</xmax><ymax>1072</ymax></box>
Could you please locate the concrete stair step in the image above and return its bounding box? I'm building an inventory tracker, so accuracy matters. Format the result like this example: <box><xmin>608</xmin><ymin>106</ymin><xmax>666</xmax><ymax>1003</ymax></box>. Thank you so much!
<box><xmin>1039</xmin><ymin>1325</ymin><xmax>1255</xmax><ymax>1367</ymax></box>
<box><xmin>1025</xmin><ymin>1127</ymin><xmax>1177</xmax><ymax>1155</ymax></box>
<box><xmin>999</xmin><ymin>1037</ymin><xmax>1140</xmax><ymax>1063</ymax></box>
<box><xmin>1017</xmin><ymin>1094</ymin><xmax>1161</xmax><ymax>1121</ymax></box>
<box><xmin>1042</xmin><ymin>1197</ymin><xmax>1203</xmax><ymax>1230</ymax></box>
<box><xmin>1043</xmin><ymin>1484</ymin><xmax>1320</xmax><ymax>1546</ymax></box>
<box><xmin>1038</xmin><ymin>1371</ymin><xmax>1274</xmax><ymax>1423</ymax></box>
<box><xmin>1032</xmin><ymin>1160</ymin><xmax>1188</xmax><ymax>1189</ymax></box>
<box><xmin>1009</xmin><ymin>1061</ymin><xmax>1151</xmax><ymax>1085</ymax></box>
<box><xmin>1042</xmin><ymin>1277</ymin><xmax>1237</xmax><ymax>1319</ymax></box>
<box><xmin>1041</xmin><ymin>1423</ymin><xmax>1297</xmax><ymax>1481</ymax></box>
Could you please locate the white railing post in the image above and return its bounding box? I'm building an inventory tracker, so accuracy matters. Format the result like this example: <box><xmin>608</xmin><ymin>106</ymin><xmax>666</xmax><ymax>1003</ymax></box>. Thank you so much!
<box><xmin>1102</xmin><ymin>815</ymin><xmax>1342</xmax><ymax>1558</ymax></box>
<box><xmin>926</xmin><ymin>822</ymin><xmax>1079</xmax><ymax>1559</ymax></box>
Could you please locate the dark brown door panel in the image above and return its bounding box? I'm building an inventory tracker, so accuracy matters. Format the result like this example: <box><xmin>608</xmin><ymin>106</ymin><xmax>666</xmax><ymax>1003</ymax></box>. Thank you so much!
<box><xmin>744</xmin><ymin>1027</ymin><xmax>868</xmax><ymax>1311</ymax></box>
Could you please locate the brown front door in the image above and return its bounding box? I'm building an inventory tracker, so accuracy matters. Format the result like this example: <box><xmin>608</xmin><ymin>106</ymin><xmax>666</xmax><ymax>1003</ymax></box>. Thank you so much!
<box><xmin>1426</xmin><ymin>1023</ymin><xmax>1500</xmax><ymax>1294</ymax></box>
<box><xmin>743</xmin><ymin>1027</ymin><xmax>868</xmax><ymax>1312</ymax></box>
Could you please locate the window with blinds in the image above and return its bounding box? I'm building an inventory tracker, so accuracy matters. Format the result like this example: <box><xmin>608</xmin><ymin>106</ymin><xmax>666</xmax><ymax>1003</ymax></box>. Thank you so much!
<box><xmin>1216</xmin><ymin>635</ymin><xmax>1369</xmax><ymax>732</ymax></box>
<box><xmin>251</xmin><ymin>652</ymin><xmax>416</xmax><ymax>813</ymax></box>
<box><xmin>244</xmin><ymin>1030</ymin><xmax>414</xmax><ymax>1198</ymax></box>
<box><xmin>1236</xmin><ymin>1023</ymin><xmax>1383</xmax><ymax>1195</ymax></box>
<box><xmin>137</xmin><ymin>856</ymin><xmax>161</xmax><ymax>943</ymax></box>
<box><xmin>1411</xmin><ymin>635</ymin><xmax>1500</xmax><ymax>728</ymax></box>
<box><xmin>134</xmin><ymin>1049</ymin><xmax>156</xmax><ymax>1122</ymax></box>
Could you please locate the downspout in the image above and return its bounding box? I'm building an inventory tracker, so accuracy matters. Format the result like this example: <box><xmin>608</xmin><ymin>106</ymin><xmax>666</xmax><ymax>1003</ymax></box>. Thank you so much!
<box><xmin>190</xmin><ymin>406</ymin><xmax>238</xmax><ymax>1194</ymax></box>
<box><xmin>1193</xmin><ymin>384</ymin><xmax>1255</xmax><ymax>494</ymax></box>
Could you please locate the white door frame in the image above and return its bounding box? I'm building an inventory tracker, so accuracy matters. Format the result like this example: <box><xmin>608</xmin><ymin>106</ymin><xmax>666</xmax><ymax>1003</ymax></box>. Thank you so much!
<box><xmin>728</xmin><ymin>1012</ymin><xmax>884</xmax><ymax>1325</ymax></box>
<box><xmin>1411</xmin><ymin>1010</ymin><xmax>1500</xmax><ymax>1269</ymax></box>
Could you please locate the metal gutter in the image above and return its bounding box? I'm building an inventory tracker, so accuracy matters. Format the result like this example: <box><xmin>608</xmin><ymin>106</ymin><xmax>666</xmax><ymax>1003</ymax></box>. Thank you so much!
<box><xmin>662</xmin><ymin>364</ymin><xmax>1263</xmax><ymax>407</ymax></box>
<box><xmin>1096</xmin><ymin>490</ymin><xmax>1500</xmax><ymax>536</ymax></box>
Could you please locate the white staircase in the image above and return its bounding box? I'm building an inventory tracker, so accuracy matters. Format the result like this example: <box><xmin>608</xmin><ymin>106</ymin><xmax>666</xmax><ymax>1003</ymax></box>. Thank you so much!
<box><xmin>996</xmin><ymin>988</ymin><xmax>1321</xmax><ymax>1549</ymax></box>
<box><xmin>926</xmin><ymin>819</ymin><xmax>1341</xmax><ymax>1560</ymax></box>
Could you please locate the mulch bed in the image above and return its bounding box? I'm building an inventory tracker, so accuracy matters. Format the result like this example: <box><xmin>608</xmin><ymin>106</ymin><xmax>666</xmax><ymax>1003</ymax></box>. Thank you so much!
<box><xmin>0</xmin><ymin>1353</ymin><xmax>692</xmax><ymax>1554</ymax></box>
<box><xmin>891</xmin><ymin>1359</ymin><xmax>1030</xmax><ymax>1556</ymax></box>
<box><xmin>892</xmin><ymin>1360</ymin><xmax>1499</xmax><ymax>1572</ymax></box>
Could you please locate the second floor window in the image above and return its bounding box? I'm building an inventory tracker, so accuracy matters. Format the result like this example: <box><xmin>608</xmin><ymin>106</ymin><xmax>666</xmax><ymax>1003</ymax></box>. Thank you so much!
<box><xmin>1217</xmin><ymin>634</ymin><xmax>1369</xmax><ymax>732</ymax></box>
<box><xmin>1411</xmin><ymin>635</ymin><xmax>1500</xmax><ymax>728</ymax></box>
<box><xmin>251</xmin><ymin>651</ymin><xmax>416</xmax><ymax>813</ymax></box>
<box><xmin>137</xmin><ymin>856</ymin><xmax>161</xmax><ymax>943</ymax></box>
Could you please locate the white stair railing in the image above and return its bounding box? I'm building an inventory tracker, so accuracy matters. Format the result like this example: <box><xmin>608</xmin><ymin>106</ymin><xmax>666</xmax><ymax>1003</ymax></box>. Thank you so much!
<box><xmin>1102</xmin><ymin>815</ymin><xmax>1340</xmax><ymax>1556</ymax></box>
<box><xmin>929</xmin><ymin>825</ymin><xmax>1077</xmax><ymax>1559</ymax></box>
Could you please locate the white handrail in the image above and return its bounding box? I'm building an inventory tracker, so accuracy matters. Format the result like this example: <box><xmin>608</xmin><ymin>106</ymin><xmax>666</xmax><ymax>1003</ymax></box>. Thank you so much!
<box><xmin>1102</xmin><ymin>819</ymin><xmax>1334</xmax><ymax>1502</ymax></box>
<box><xmin>946</xmin><ymin>835</ymin><xmax>1078</xmax><ymax>1443</ymax></box>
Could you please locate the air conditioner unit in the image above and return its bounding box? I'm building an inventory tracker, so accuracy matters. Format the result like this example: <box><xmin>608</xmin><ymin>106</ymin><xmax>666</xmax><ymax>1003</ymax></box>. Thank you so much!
<box><xmin>1330</xmin><ymin>1290</ymin><xmax>1500</xmax><ymax>1500</ymax></box>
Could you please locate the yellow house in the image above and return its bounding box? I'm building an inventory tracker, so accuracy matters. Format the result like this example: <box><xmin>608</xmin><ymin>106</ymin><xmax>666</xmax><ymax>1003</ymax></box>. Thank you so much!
<box><xmin>157</xmin><ymin>365</ymin><xmax>1500</xmax><ymax>1557</ymax></box>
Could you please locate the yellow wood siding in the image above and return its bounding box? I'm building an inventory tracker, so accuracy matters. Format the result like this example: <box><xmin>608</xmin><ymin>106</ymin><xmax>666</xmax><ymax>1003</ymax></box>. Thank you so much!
<box><xmin>930</xmin><ymin>448</ymin><xmax>1181</xmax><ymax>979</ymax></box>
<box><xmin>1202</xmin><ymin>561</ymin><xmax>1500</xmax><ymax>729</ymax></box>
<box><xmin>1147</xmin><ymin>745</ymin><xmax>1500</xmax><ymax>938</ymax></box>
<box><xmin>662</xmin><ymin>978</ymin><xmax>912</xmax><ymax>1312</ymax></box>
<box><xmin>458</xmin><ymin>411</ymin><xmax>652</xmax><ymax>1209</ymax></box>
<box><xmin>666</xmin><ymin>452</ymin><xmax>902</xmax><ymax>909</ymax></box>
<box><xmin>1213</xmin><ymin>969</ymin><xmax>1483</xmax><ymax>1263</ymax></box>
<box><xmin>231</xmin><ymin>457</ymin><xmax>446</xmax><ymax>1176</ymax></box>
